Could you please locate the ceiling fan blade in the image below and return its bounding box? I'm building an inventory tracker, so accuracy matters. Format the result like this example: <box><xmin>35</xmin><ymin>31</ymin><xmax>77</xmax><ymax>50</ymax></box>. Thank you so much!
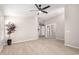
<box><xmin>29</xmin><ymin>10</ymin><xmax>38</xmax><ymax>12</ymax></box>
<box><xmin>35</xmin><ymin>4</ymin><xmax>40</xmax><ymax>10</ymax></box>
<box><xmin>42</xmin><ymin>5</ymin><xmax>50</xmax><ymax>10</ymax></box>
<box><xmin>41</xmin><ymin>10</ymin><xmax>48</xmax><ymax>14</ymax></box>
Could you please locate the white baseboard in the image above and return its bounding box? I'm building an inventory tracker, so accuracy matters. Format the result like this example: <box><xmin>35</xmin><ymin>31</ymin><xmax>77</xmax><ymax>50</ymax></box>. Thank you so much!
<box><xmin>3</xmin><ymin>38</ymin><xmax>39</xmax><ymax>46</ymax></box>
<box><xmin>12</xmin><ymin>38</ymin><xmax>38</xmax><ymax>44</ymax></box>
<box><xmin>65</xmin><ymin>43</ymin><xmax>79</xmax><ymax>49</ymax></box>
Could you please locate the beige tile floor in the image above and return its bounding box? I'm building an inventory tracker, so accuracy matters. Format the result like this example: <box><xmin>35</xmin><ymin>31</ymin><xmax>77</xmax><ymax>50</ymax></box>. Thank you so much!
<box><xmin>1</xmin><ymin>39</ymin><xmax>79</xmax><ymax>55</ymax></box>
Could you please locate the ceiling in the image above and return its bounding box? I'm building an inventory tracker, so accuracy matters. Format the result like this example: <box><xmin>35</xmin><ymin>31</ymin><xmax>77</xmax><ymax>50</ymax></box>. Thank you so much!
<box><xmin>0</xmin><ymin>4</ymin><xmax>64</xmax><ymax>21</ymax></box>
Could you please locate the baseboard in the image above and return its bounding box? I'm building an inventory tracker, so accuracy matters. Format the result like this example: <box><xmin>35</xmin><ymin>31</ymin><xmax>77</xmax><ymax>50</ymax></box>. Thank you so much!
<box><xmin>65</xmin><ymin>43</ymin><xmax>79</xmax><ymax>49</ymax></box>
<box><xmin>3</xmin><ymin>38</ymin><xmax>39</xmax><ymax>46</ymax></box>
<box><xmin>12</xmin><ymin>38</ymin><xmax>38</xmax><ymax>44</ymax></box>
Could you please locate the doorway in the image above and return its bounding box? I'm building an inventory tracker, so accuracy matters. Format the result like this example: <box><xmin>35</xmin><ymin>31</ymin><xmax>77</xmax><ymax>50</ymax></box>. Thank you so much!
<box><xmin>45</xmin><ymin>24</ymin><xmax>56</xmax><ymax>39</ymax></box>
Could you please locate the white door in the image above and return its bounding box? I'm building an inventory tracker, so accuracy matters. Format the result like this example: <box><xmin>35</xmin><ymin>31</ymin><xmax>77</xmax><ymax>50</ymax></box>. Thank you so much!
<box><xmin>38</xmin><ymin>25</ymin><xmax>45</xmax><ymax>37</ymax></box>
<box><xmin>45</xmin><ymin>24</ymin><xmax>56</xmax><ymax>39</ymax></box>
<box><xmin>50</xmin><ymin>24</ymin><xmax>56</xmax><ymax>39</ymax></box>
<box><xmin>45</xmin><ymin>25</ymin><xmax>50</xmax><ymax>38</ymax></box>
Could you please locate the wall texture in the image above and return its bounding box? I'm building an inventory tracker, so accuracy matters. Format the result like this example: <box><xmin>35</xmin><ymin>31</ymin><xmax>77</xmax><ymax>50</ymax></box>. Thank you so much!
<box><xmin>65</xmin><ymin>5</ymin><xmax>79</xmax><ymax>49</ymax></box>
<box><xmin>0</xmin><ymin>8</ymin><xmax>4</xmax><ymax>52</ymax></box>
<box><xmin>0</xmin><ymin>9</ymin><xmax>4</xmax><ymax>45</ymax></box>
<box><xmin>45</xmin><ymin>14</ymin><xmax>64</xmax><ymax>40</ymax></box>
<box><xmin>5</xmin><ymin>15</ymin><xmax>39</xmax><ymax>43</ymax></box>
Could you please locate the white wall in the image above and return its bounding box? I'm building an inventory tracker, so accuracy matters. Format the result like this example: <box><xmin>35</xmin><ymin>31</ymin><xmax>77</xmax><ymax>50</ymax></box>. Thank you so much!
<box><xmin>45</xmin><ymin>14</ymin><xmax>64</xmax><ymax>40</ymax></box>
<box><xmin>5</xmin><ymin>15</ymin><xmax>38</xmax><ymax>43</ymax></box>
<box><xmin>0</xmin><ymin>8</ymin><xmax>4</xmax><ymax>45</ymax></box>
<box><xmin>0</xmin><ymin>16</ymin><xmax>4</xmax><ymax>44</ymax></box>
<box><xmin>0</xmin><ymin>7</ymin><xmax>4</xmax><ymax>52</ymax></box>
<box><xmin>56</xmin><ymin>14</ymin><xmax>64</xmax><ymax>40</ymax></box>
<box><xmin>0</xmin><ymin>15</ymin><xmax>4</xmax><ymax>52</ymax></box>
<box><xmin>65</xmin><ymin>5</ymin><xmax>79</xmax><ymax>48</ymax></box>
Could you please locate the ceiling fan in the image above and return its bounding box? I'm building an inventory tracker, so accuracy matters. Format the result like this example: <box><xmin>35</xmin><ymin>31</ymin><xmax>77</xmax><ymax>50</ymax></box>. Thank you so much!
<box><xmin>30</xmin><ymin>4</ymin><xmax>50</xmax><ymax>15</ymax></box>
<box><xmin>35</xmin><ymin>4</ymin><xmax>50</xmax><ymax>15</ymax></box>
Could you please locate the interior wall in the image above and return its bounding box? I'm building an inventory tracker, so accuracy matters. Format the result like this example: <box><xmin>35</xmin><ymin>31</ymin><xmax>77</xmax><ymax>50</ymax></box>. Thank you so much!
<box><xmin>45</xmin><ymin>14</ymin><xmax>64</xmax><ymax>40</ymax></box>
<box><xmin>65</xmin><ymin>5</ymin><xmax>79</xmax><ymax>48</ymax></box>
<box><xmin>0</xmin><ymin>8</ymin><xmax>4</xmax><ymax>52</ymax></box>
<box><xmin>5</xmin><ymin>15</ymin><xmax>38</xmax><ymax>43</ymax></box>
<box><xmin>0</xmin><ymin>9</ymin><xmax>4</xmax><ymax>45</ymax></box>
